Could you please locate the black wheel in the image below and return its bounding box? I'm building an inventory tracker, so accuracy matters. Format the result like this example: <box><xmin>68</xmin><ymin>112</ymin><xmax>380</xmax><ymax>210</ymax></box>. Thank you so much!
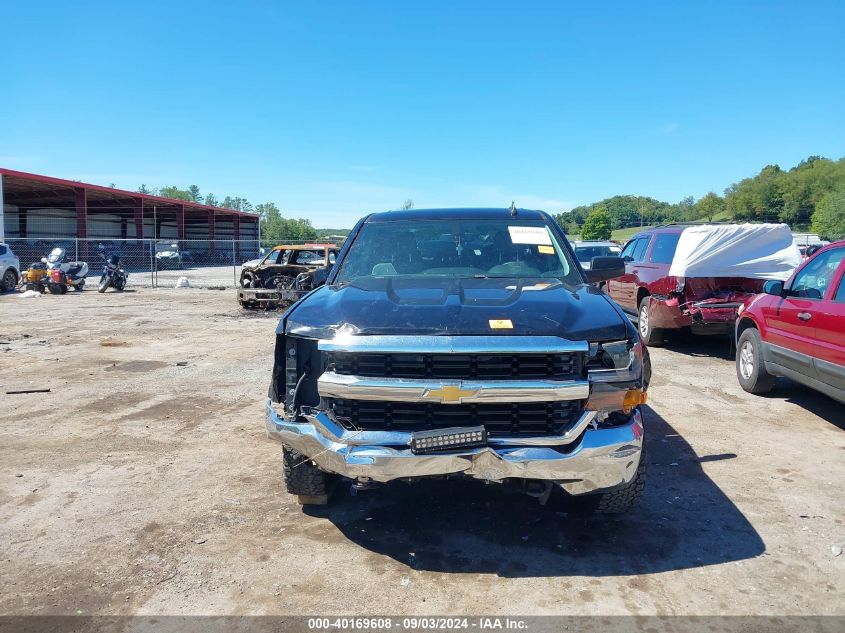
<box><xmin>643</xmin><ymin>347</ymin><xmax>652</xmax><ymax>390</ymax></box>
<box><xmin>1</xmin><ymin>269</ymin><xmax>16</xmax><ymax>292</ymax></box>
<box><xmin>590</xmin><ymin>440</ymin><xmax>647</xmax><ymax>514</ymax></box>
<box><xmin>736</xmin><ymin>328</ymin><xmax>775</xmax><ymax>394</ymax></box>
<box><xmin>283</xmin><ymin>446</ymin><xmax>334</xmax><ymax>502</ymax></box>
<box><xmin>75</xmin><ymin>280</ymin><xmax>85</xmax><ymax>291</ymax></box>
<box><xmin>59</xmin><ymin>284</ymin><xmax>68</xmax><ymax>295</ymax></box>
<box><xmin>48</xmin><ymin>284</ymin><xmax>62</xmax><ymax>295</ymax></box>
<box><xmin>638</xmin><ymin>296</ymin><xmax>664</xmax><ymax>346</ymax></box>
<box><xmin>98</xmin><ymin>278</ymin><xmax>110</xmax><ymax>293</ymax></box>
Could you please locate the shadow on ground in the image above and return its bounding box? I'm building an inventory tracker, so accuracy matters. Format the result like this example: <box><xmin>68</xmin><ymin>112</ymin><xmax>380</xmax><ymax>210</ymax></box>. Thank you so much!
<box><xmin>305</xmin><ymin>405</ymin><xmax>765</xmax><ymax>577</ymax></box>
<box><xmin>772</xmin><ymin>384</ymin><xmax>845</xmax><ymax>430</ymax></box>
<box><xmin>658</xmin><ymin>332</ymin><xmax>736</xmax><ymax>360</ymax></box>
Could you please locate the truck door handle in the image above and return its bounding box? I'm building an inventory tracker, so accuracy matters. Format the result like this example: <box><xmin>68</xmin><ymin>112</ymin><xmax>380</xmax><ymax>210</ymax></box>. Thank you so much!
<box><xmin>797</xmin><ymin>312</ymin><xmax>812</xmax><ymax>322</ymax></box>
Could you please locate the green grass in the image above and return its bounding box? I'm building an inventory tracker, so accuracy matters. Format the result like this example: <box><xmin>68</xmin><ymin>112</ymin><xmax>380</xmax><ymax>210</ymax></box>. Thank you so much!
<box><xmin>611</xmin><ymin>224</ymin><xmax>656</xmax><ymax>242</ymax></box>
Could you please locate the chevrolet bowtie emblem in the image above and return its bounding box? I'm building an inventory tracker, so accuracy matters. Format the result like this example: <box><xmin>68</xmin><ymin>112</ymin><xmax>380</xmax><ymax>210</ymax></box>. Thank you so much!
<box><xmin>423</xmin><ymin>385</ymin><xmax>479</xmax><ymax>404</ymax></box>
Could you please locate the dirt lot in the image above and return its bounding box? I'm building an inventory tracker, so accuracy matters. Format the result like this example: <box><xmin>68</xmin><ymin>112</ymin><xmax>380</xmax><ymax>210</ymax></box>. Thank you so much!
<box><xmin>1</xmin><ymin>289</ymin><xmax>843</xmax><ymax>616</ymax></box>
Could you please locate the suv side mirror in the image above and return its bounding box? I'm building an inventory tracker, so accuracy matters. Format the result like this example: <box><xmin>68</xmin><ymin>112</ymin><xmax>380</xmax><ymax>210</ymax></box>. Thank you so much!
<box><xmin>763</xmin><ymin>280</ymin><xmax>784</xmax><ymax>296</ymax></box>
<box><xmin>585</xmin><ymin>256</ymin><xmax>625</xmax><ymax>283</ymax></box>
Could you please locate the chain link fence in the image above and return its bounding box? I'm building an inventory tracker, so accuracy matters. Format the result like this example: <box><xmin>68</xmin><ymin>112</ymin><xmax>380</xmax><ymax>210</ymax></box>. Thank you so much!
<box><xmin>4</xmin><ymin>238</ymin><xmax>323</xmax><ymax>288</ymax></box>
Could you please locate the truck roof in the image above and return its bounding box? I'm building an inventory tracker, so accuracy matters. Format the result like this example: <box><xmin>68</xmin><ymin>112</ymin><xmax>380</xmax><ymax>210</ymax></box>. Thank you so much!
<box><xmin>365</xmin><ymin>208</ymin><xmax>550</xmax><ymax>222</ymax></box>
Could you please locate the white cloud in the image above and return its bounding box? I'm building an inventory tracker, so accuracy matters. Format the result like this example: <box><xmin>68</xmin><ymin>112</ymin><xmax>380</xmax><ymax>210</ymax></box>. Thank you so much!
<box><xmin>660</xmin><ymin>122</ymin><xmax>680</xmax><ymax>134</ymax></box>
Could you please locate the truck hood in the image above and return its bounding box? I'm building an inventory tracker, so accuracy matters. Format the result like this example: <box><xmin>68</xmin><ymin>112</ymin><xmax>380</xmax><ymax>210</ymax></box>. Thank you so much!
<box><xmin>284</xmin><ymin>277</ymin><xmax>632</xmax><ymax>341</ymax></box>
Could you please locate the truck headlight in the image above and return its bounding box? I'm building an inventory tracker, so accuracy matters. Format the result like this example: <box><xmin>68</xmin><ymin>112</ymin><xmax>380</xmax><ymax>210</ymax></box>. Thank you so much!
<box><xmin>586</xmin><ymin>339</ymin><xmax>647</xmax><ymax>416</ymax></box>
<box><xmin>588</xmin><ymin>339</ymin><xmax>644</xmax><ymax>384</ymax></box>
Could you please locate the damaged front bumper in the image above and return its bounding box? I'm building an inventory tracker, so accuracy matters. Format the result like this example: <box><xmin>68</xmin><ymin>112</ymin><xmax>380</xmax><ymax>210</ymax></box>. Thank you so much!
<box><xmin>237</xmin><ymin>287</ymin><xmax>305</xmax><ymax>305</ymax></box>
<box><xmin>264</xmin><ymin>399</ymin><xmax>643</xmax><ymax>496</ymax></box>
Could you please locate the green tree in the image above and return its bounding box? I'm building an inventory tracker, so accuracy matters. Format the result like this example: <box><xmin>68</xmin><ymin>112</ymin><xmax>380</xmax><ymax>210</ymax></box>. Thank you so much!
<box><xmin>695</xmin><ymin>192</ymin><xmax>724</xmax><ymax>221</ymax></box>
<box><xmin>158</xmin><ymin>185</ymin><xmax>191</xmax><ymax>201</ymax></box>
<box><xmin>204</xmin><ymin>193</ymin><xmax>218</xmax><ymax>207</ymax></box>
<box><xmin>137</xmin><ymin>184</ymin><xmax>152</xmax><ymax>195</ymax></box>
<box><xmin>581</xmin><ymin>207</ymin><xmax>612</xmax><ymax>240</ymax></box>
<box><xmin>401</xmin><ymin>199</ymin><xmax>414</xmax><ymax>210</ymax></box>
<box><xmin>811</xmin><ymin>188</ymin><xmax>845</xmax><ymax>239</ymax></box>
<box><xmin>221</xmin><ymin>196</ymin><xmax>253</xmax><ymax>212</ymax></box>
<box><xmin>187</xmin><ymin>185</ymin><xmax>203</xmax><ymax>203</ymax></box>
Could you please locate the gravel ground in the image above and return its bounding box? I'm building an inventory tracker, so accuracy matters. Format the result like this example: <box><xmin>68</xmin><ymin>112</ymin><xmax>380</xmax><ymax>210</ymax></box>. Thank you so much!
<box><xmin>1</xmin><ymin>288</ymin><xmax>843</xmax><ymax>616</ymax></box>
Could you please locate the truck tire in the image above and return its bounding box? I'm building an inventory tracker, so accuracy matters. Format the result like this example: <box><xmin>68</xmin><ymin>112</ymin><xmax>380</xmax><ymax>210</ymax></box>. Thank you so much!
<box><xmin>591</xmin><ymin>442</ymin><xmax>647</xmax><ymax>514</ymax></box>
<box><xmin>638</xmin><ymin>296</ymin><xmax>664</xmax><ymax>346</ymax></box>
<box><xmin>736</xmin><ymin>328</ymin><xmax>775</xmax><ymax>394</ymax></box>
<box><xmin>283</xmin><ymin>446</ymin><xmax>333</xmax><ymax>504</ymax></box>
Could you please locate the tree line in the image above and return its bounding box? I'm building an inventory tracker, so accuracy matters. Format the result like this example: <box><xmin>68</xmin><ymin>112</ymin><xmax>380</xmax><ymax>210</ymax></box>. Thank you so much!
<box><xmin>557</xmin><ymin>155</ymin><xmax>845</xmax><ymax>240</ymax></box>
<box><xmin>135</xmin><ymin>184</ymin><xmax>319</xmax><ymax>243</ymax></box>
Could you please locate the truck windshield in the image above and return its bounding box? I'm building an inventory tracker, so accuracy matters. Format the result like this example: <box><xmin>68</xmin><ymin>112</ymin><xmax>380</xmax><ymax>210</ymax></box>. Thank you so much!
<box><xmin>335</xmin><ymin>219</ymin><xmax>580</xmax><ymax>285</ymax></box>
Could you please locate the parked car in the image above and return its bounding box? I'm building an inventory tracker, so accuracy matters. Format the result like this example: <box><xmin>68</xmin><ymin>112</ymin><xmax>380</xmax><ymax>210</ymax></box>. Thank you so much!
<box><xmin>735</xmin><ymin>240</ymin><xmax>845</xmax><ymax>404</ymax></box>
<box><xmin>604</xmin><ymin>224</ymin><xmax>801</xmax><ymax>345</ymax></box>
<box><xmin>154</xmin><ymin>242</ymin><xmax>182</xmax><ymax>269</ymax></box>
<box><xmin>0</xmin><ymin>242</ymin><xmax>21</xmax><ymax>292</ymax></box>
<box><xmin>572</xmin><ymin>240</ymin><xmax>622</xmax><ymax>270</ymax></box>
<box><xmin>264</xmin><ymin>208</ymin><xmax>649</xmax><ymax>514</ymax></box>
<box><xmin>237</xmin><ymin>244</ymin><xmax>339</xmax><ymax>308</ymax></box>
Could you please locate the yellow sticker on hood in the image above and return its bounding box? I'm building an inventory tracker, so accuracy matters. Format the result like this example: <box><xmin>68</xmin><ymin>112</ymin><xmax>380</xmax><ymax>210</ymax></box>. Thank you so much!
<box><xmin>489</xmin><ymin>319</ymin><xmax>513</xmax><ymax>329</ymax></box>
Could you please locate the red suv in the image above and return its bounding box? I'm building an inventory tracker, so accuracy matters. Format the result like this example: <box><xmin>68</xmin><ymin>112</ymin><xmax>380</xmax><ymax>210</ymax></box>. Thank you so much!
<box><xmin>735</xmin><ymin>241</ymin><xmax>845</xmax><ymax>404</ymax></box>
<box><xmin>605</xmin><ymin>225</ymin><xmax>765</xmax><ymax>345</ymax></box>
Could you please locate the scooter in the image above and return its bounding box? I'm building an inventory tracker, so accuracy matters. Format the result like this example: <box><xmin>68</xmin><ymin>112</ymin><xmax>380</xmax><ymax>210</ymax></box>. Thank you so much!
<box><xmin>45</xmin><ymin>247</ymin><xmax>89</xmax><ymax>294</ymax></box>
<box><xmin>98</xmin><ymin>253</ymin><xmax>127</xmax><ymax>292</ymax></box>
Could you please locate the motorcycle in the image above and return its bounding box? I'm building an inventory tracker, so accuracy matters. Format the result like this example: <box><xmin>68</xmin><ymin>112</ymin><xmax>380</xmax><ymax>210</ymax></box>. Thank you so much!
<box><xmin>98</xmin><ymin>253</ymin><xmax>127</xmax><ymax>292</ymax></box>
<box><xmin>45</xmin><ymin>247</ymin><xmax>89</xmax><ymax>294</ymax></box>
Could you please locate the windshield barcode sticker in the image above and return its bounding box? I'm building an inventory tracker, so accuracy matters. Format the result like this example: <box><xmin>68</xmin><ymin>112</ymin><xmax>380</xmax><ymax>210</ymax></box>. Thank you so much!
<box><xmin>508</xmin><ymin>226</ymin><xmax>552</xmax><ymax>245</ymax></box>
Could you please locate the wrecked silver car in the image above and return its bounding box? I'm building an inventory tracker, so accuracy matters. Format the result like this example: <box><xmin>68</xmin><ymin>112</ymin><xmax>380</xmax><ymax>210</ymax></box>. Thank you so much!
<box><xmin>265</xmin><ymin>208</ymin><xmax>647</xmax><ymax>512</ymax></box>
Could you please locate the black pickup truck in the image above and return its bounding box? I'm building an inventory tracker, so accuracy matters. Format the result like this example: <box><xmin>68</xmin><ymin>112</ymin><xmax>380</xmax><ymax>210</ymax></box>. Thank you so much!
<box><xmin>265</xmin><ymin>208</ymin><xmax>648</xmax><ymax>513</ymax></box>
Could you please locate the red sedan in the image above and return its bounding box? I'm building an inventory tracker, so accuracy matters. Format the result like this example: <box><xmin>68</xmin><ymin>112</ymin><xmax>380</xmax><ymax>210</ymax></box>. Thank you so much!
<box><xmin>735</xmin><ymin>240</ymin><xmax>845</xmax><ymax>403</ymax></box>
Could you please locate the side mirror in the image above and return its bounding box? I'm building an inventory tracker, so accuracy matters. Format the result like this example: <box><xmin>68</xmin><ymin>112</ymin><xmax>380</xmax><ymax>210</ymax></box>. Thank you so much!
<box><xmin>763</xmin><ymin>280</ymin><xmax>784</xmax><ymax>296</ymax></box>
<box><xmin>585</xmin><ymin>256</ymin><xmax>625</xmax><ymax>283</ymax></box>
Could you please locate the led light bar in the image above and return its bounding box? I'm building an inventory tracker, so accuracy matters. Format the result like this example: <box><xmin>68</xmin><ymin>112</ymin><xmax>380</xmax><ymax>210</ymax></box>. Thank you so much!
<box><xmin>411</xmin><ymin>426</ymin><xmax>487</xmax><ymax>454</ymax></box>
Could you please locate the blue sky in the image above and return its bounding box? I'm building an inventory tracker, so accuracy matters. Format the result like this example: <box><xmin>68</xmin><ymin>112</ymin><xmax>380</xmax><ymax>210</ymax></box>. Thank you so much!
<box><xmin>2</xmin><ymin>1</ymin><xmax>844</xmax><ymax>227</ymax></box>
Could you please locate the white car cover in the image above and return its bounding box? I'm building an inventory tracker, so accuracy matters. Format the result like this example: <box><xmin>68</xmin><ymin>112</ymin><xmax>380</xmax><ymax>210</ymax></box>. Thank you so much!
<box><xmin>667</xmin><ymin>223</ymin><xmax>802</xmax><ymax>281</ymax></box>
